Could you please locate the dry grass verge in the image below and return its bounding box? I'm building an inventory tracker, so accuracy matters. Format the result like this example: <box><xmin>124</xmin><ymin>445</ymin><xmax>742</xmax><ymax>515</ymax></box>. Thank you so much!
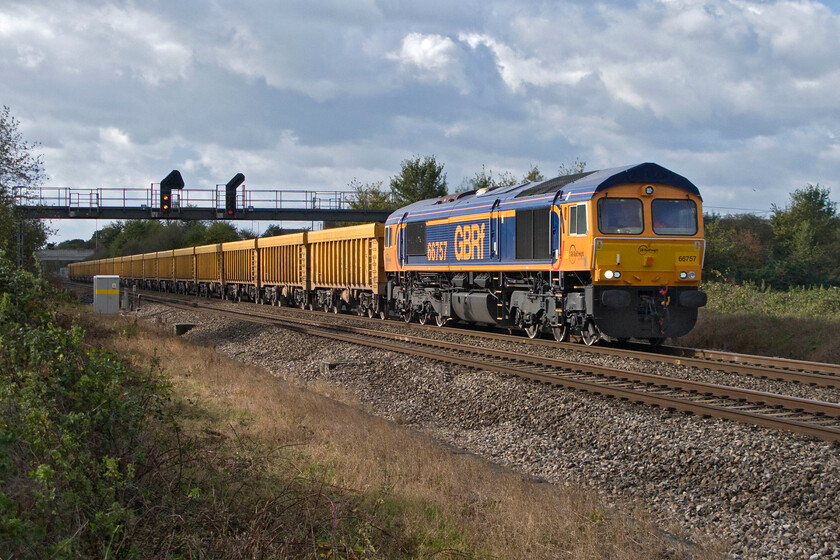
<box><xmin>676</xmin><ymin>310</ymin><xmax>840</xmax><ymax>364</ymax></box>
<box><xmin>73</xmin><ymin>307</ymin><xmax>719</xmax><ymax>559</ymax></box>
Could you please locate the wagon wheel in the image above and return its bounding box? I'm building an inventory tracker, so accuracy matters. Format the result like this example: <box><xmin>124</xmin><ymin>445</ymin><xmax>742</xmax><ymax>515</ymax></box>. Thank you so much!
<box><xmin>330</xmin><ymin>305</ymin><xmax>339</xmax><ymax>314</ymax></box>
<box><xmin>402</xmin><ymin>309</ymin><xmax>414</xmax><ymax>323</ymax></box>
<box><xmin>367</xmin><ymin>307</ymin><xmax>375</xmax><ymax>318</ymax></box>
<box><xmin>323</xmin><ymin>303</ymin><xmax>331</xmax><ymax>313</ymax></box>
<box><xmin>379</xmin><ymin>309</ymin><xmax>387</xmax><ymax>320</ymax></box>
<box><xmin>308</xmin><ymin>302</ymin><xmax>315</xmax><ymax>311</ymax></box>
<box><xmin>524</xmin><ymin>323</ymin><xmax>540</xmax><ymax>339</ymax></box>
<box><xmin>580</xmin><ymin>323</ymin><xmax>602</xmax><ymax>346</ymax></box>
<box><xmin>552</xmin><ymin>324</ymin><xmax>568</xmax><ymax>342</ymax></box>
<box><xmin>435</xmin><ymin>314</ymin><xmax>448</xmax><ymax>327</ymax></box>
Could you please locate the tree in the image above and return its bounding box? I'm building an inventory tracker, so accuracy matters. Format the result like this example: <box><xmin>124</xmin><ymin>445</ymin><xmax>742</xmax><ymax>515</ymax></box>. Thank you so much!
<box><xmin>769</xmin><ymin>184</ymin><xmax>840</xmax><ymax>286</ymax></box>
<box><xmin>558</xmin><ymin>157</ymin><xmax>587</xmax><ymax>177</ymax></box>
<box><xmin>261</xmin><ymin>224</ymin><xmax>285</xmax><ymax>237</ymax></box>
<box><xmin>457</xmin><ymin>165</ymin><xmax>518</xmax><ymax>193</ymax></box>
<box><xmin>703</xmin><ymin>213</ymin><xmax>775</xmax><ymax>284</ymax></box>
<box><xmin>346</xmin><ymin>178</ymin><xmax>395</xmax><ymax>211</ymax></box>
<box><xmin>0</xmin><ymin>106</ymin><xmax>49</xmax><ymax>268</ymax></box>
<box><xmin>334</xmin><ymin>178</ymin><xmax>396</xmax><ymax>226</ymax></box>
<box><xmin>523</xmin><ymin>164</ymin><xmax>545</xmax><ymax>182</ymax></box>
<box><xmin>204</xmin><ymin>222</ymin><xmax>241</xmax><ymax>244</ymax></box>
<box><xmin>390</xmin><ymin>155</ymin><xmax>447</xmax><ymax>206</ymax></box>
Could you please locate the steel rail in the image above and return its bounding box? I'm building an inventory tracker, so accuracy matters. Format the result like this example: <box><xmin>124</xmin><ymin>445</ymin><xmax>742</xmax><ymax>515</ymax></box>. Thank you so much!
<box><xmin>66</xmin><ymin>280</ymin><xmax>840</xmax><ymax>387</ymax></box>
<box><xmin>423</xmin><ymin>322</ymin><xmax>840</xmax><ymax>388</ymax></box>
<box><xmin>136</xmin><ymin>293</ymin><xmax>840</xmax><ymax>442</ymax></box>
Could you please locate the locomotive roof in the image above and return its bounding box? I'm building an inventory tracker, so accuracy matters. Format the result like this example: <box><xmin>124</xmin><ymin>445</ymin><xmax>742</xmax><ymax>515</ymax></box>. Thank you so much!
<box><xmin>386</xmin><ymin>162</ymin><xmax>700</xmax><ymax>224</ymax></box>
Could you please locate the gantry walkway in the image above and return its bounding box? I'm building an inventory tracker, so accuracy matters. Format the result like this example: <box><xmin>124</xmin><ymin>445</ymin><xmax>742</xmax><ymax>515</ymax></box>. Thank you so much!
<box><xmin>12</xmin><ymin>185</ymin><xmax>392</xmax><ymax>222</ymax></box>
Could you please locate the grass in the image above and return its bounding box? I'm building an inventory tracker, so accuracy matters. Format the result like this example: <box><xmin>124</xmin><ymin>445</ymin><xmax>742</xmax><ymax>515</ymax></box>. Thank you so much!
<box><xmin>73</xmin><ymin>307</ymin><xmax>723</xmax><ymax>559</ymax></box>
<box><xmin>673</xmin><ymin>283</ymin><xmax>840</xmax><ymax>363</ymax></box>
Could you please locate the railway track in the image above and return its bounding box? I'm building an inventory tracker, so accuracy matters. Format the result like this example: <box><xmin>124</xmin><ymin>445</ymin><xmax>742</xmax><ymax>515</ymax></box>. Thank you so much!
<box><xmin>130</xmin><ymin>290</ymin><xmax>840</xmax><ymax>442</ymax></box>
<box><xmin>70</xmin><ymin>280</ymin><xmax>840</xmax><ymax>388</ymax></box>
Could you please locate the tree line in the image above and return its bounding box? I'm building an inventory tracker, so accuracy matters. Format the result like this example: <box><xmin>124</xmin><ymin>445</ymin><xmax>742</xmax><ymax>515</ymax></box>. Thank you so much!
<box><xmin>704</xmin><ymin>184</ymin><xmax>840</xmax><ymax>288</ymax></box>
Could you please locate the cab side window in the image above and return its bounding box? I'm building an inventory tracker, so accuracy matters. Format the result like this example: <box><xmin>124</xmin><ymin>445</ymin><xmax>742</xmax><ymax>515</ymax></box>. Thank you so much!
<box><xmin>384</xmin><ymin>226</ymin><xmax>392</xmax><ymax>248</ymax></box>
<box><xmin>568</xmin><ymin>203</ymin><xmax>588</xmax><ymax>235</ymax></box>
<box><xmin>405</xmin><ymin>222</ymin><xmax>427</xmax><ymax>256</ymax></box>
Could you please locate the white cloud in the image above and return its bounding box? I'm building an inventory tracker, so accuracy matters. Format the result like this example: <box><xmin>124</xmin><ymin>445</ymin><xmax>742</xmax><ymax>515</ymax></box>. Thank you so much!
<box><xmin>0</xmin><ymin>2</ymin><xmax>192</xmax><ymax>85</ymax></box>
<box><xmin>389</xmin><ymin>33</ymin><xmax>462</xmax><ymax>83</ymax></box>
<box><xmin>460</xmin><ymin>32</ymin><xmax>590</xmax><ymax>91</ymax></box>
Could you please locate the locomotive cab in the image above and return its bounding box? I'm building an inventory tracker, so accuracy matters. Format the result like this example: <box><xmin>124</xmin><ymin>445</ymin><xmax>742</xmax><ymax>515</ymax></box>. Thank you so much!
<box><xmin>587</xmin><ymin>183</ymin><xmax>706</xmax><ymax>342</ymax></box>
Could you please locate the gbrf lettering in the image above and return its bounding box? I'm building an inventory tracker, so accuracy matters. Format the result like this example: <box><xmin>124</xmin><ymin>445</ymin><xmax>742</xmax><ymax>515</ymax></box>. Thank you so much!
<box><xmin>454</xmin><ymin>223</ymin><xmax>485</xmax><ymax>261</ymax></box>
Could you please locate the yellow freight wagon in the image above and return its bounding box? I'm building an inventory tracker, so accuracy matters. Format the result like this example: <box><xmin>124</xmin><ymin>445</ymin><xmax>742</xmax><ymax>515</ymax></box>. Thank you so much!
<box><xmin>173</xmin><ymin>247</ymin><xmax>195</xmax><ymax>286</ymax></box>
<box><xmin>257</xmin><ymin>232</ymin><xmax>308</xmax><ymax>305</ymax></box>
<box><xmin>99</xmin><ymin>258</ymin><xmax>113</xmax><ymax>276</ymax></box>
<box><xmin>308</xmin><ymin>223</ymin><xmax>385</xmax><ymax>292</ymax></box>
<box><xmin>221</xmin><ymin>239</ymin><xmax>257</xmax><ymax>300</ymax></box>
<box><xmin>129</xmin><ymin>254</ymin><xmax>143</xmax><ymax>281</ymax></box>
<box><xmin>157</xmin><ymin>250</ymin><xmax>175</xmax><ymax>289</ymax></box>
<box><xmin>195</xmin><ymin>243</ymin><xmax>222</xmax><ymax>296</ymax></box>
<box><xmin>113</xmin><ymin>256</ymin><xmax>127</xmax><ymax>278</ymax></box>
<box><xmin>307</xmin><ymin>223</ymin><xmax>386</xmax><ymax>315</ymax></box>
<box><xmin>142</xmin><ymin>252</ymin><xmax>157</xmax><ymax>286</ymax></box>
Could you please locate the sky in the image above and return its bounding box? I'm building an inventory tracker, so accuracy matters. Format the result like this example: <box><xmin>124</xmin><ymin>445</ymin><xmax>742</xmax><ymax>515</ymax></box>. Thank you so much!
<box><xmin>1</xmin><ymin>0</ymin><xmax>839</xmax><ymax>243</ymax></box>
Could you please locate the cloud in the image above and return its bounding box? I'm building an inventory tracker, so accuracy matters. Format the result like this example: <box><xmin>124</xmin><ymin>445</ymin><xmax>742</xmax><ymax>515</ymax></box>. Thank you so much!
<box><xmin>0</xmin><ymin>2</ymin><xmax>192</xmax><ymax>85</ymax></box>
<box><xmin>460</xmin><ymin>32</ymin><xmax>590</xmax><ymax>91</ymax></box>
<box><xmin>388</xmin><ymin>33</ymin><xmax>465</xmax><ymax>87</ymax></box>
<box><xmin>2</xmin><ymin>0</ymin><xmax>840</xmax><ymax>244</ymax></box>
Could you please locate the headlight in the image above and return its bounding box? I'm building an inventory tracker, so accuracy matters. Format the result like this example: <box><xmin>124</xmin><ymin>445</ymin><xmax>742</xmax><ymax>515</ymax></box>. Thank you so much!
<box><xmin>614</xmin><ymin>271</ymin><xmax>621</xmax><ymax>279</ymax></box>
<box><xmin>688</xmin><ymin>271</ymin><xmax>696</xmax><ymax>279</ymax></box>
<box><xmin>679</xmin><ymin>271</ymin><xmax>687</xmax><ymax>279</ymax></box>
<box><xmin>603</xmin><ymin>270</ymin><xmax>614</xmax><ymax>279</ymax></box>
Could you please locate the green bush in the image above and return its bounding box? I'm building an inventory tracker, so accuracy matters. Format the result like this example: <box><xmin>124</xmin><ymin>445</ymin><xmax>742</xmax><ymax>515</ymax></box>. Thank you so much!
<box><xmin>702</xmin><ymin>281</ymin><xmax>840</xmax><ymax>319</ymax></box>
<box><xmin>0</xmin><ymin>253</ymin><xmax>172</xmax><ymax>558</ymax></box>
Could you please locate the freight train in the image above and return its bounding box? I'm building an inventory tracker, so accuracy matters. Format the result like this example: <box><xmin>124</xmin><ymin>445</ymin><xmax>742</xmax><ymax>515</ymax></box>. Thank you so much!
<box><xmin>69</xmin><ymin>162</ymin><xmax>706</xmax><ymax>345</ymax></box>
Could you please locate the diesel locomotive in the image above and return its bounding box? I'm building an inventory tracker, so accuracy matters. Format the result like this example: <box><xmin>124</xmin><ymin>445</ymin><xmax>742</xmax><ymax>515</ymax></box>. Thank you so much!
<box><xmin>69</xmin><ymin>162</ymin><xmax>706</xmax><ymax>345</ymax></box>
<box><xmin>384</xmin><ymin>162</ymin><xmax>706</xmax><ymax>344</ymax></box>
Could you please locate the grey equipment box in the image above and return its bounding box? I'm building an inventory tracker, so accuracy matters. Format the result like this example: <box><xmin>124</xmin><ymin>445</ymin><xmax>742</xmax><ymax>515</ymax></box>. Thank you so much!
<box><xmin>93</xmin><ymin>275</ymin><xmax>120</xmax><ymax>314</ymax></box>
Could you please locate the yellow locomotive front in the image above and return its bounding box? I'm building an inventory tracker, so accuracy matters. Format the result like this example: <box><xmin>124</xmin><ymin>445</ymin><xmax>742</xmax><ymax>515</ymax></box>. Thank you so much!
<box><xmin>587</xmin><ymin>182</ymin><xmax>706</xmax><ymax>342</ymax></box>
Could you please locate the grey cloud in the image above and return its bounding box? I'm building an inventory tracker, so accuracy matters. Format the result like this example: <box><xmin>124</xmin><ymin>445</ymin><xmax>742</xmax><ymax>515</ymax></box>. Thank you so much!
<box><xmin>0</xmin><ymin>0</ymin><xmax>838</xmax><ymax>244</ymax></box>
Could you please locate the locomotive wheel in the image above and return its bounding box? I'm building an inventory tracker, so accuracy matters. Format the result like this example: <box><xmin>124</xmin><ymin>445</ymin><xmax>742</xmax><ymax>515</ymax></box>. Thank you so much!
<box><xmin>418</xmin><ymin>312</ymin><xmax>431</xmax><ymax>325</ymax></box>
<box><xmin>402</xmin><ymin>309</ymin><xmax>414</xmax><ymax>323</ymax></box>
<box><xmin>524</xmin><ymin>323</ymin><xmax>540</xmax><ymax>339</ymax></box>
<box><xmin>647</xmin><ymin>337</ymin><xmax>664</xmax><ymax>346</ymax></box>
<box><xmin>435</xmin><ymin>314</ymin><xmax>448</xmax><ymax>327</ymax></box>
<box><xmin>552</xmin><ymin>324</ymin><xmax>568</xmax><ymax>342</ymax></box>
<box><xmin>580</xmin><ymin>324</ymin><xmax>601</xmax><ymax>346</ymax></box>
